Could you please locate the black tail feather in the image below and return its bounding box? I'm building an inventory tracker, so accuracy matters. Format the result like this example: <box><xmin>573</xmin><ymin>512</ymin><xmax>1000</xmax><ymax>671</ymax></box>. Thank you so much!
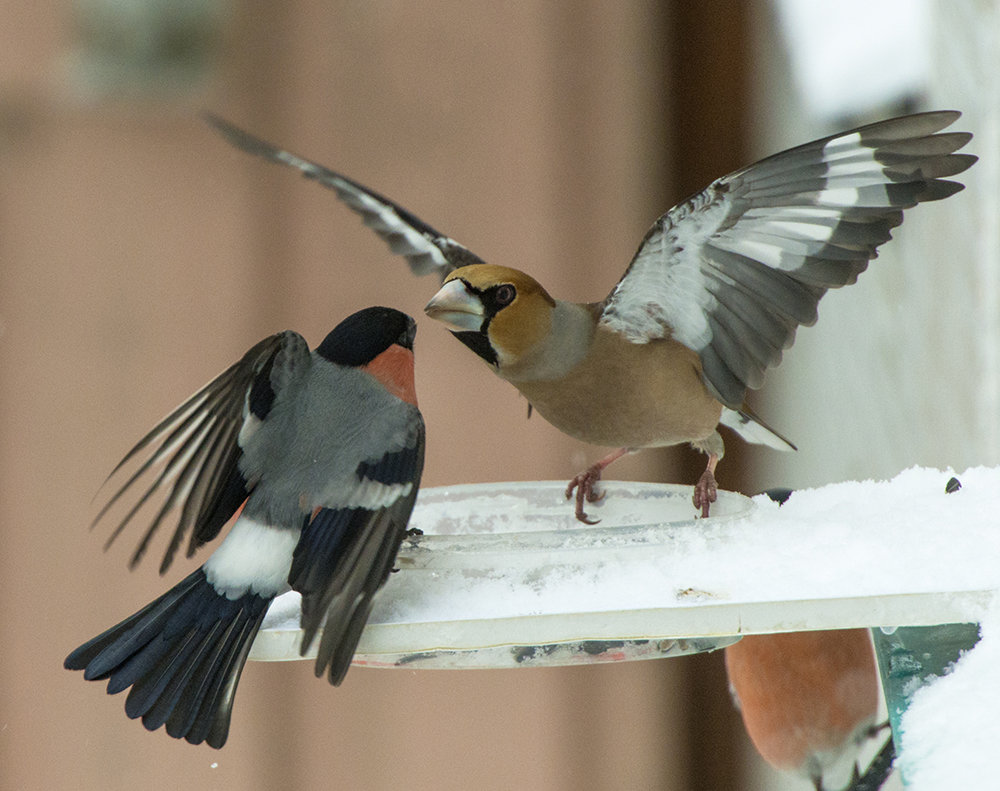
<box><xmin>850</xmin><ymin>734</ymin><xmax>896</xmax><ymax>791</ymax></box>
<box><xmin>65</xmin><ymin>568</ymin><xmax>270</xmax><ymax>748</ymax></box>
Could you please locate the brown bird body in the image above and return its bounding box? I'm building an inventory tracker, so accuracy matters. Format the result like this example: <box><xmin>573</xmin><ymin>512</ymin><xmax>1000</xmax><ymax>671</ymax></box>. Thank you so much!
<box><xmin>206</xmin><ymin>111</ymin><xmax>976</xmax><ymax>520</ymax></box>
<box><xmin>513</xmin><ymin>323</ymin><xmax>720</xmax><ymax>450</ymax></box>
<box><xmin>424</xmin><ymin>262</ymin><xmax>795</xmax><ymax>518</ymax></box>
<box><xmin>441</xmin><ymin>265</ymin><xmax>723</xmax><ymax>451</ymax></box>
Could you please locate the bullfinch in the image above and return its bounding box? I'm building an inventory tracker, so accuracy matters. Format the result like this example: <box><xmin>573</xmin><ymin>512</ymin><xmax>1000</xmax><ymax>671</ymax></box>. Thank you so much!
<box><xmin>66</xmin><ymin>306</ymin><xmax>425</xmax><ymax>748</ymax></box>
<box><xmin>725</xmin><ymin>629</ymin><xmax>885</xmax><ymax>791</ymax></box>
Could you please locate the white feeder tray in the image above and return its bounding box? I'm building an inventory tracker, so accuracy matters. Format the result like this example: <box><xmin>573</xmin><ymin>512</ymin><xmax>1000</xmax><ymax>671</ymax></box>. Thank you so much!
<box><xmin>250</xmin><ymin>481</ymin><xmax>751</xmax><ymax>668</ymax></box>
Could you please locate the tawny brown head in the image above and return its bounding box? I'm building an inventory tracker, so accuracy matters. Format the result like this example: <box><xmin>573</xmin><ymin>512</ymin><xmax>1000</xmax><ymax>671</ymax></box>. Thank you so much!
<box><xmin>424</xmin><ymin>264</ymin><xmax>556</xmax><ymax>368</ymax></box>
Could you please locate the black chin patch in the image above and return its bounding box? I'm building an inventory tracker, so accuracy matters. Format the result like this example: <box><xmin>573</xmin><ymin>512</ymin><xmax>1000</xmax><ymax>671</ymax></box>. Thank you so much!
<box><xmin>453</xmin><ymin>331</ymin><xmax>497</xmax><ymax>367</ymax></box>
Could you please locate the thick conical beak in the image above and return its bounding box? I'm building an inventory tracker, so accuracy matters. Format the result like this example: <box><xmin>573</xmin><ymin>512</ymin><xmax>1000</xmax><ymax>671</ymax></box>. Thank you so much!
<box><xmin>424</xmin><ymin>280</ymin><xmax>485</xmax><ymax>332</ymax></box>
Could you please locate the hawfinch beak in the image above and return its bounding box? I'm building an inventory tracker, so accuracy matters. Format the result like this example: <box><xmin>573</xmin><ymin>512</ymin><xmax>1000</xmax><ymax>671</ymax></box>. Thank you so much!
<box><xmin>424</xmin><ymin>279</ymin><xmax>484</xmax><ymax>332</ymax></box>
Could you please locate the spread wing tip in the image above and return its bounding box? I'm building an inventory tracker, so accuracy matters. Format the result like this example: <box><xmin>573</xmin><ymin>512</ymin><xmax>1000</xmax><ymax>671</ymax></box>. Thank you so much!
<box><xmin>202</xmin><ymin>111</ymin><xmax>286</xmax><ymax>163</ymax></box>
<box><xmin>600</xmin><ymin>109</ymin><xmax>976</xmax><ymax>409</ymax></box>
<box><xmin>203</xmin><ymin>112</ymin><xmax>485</xmax><ymax>280</ymax></box>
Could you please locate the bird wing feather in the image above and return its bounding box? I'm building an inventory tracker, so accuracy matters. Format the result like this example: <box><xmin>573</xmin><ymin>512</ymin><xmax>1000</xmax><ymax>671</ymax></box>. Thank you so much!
<box><xmin>204</xmin><ymin>113</ymin><xmax>485</xmax><ymax>278</ymax></box>
<box><xmin>94</xmin><ymin>330</ymin><xmax>311</xmax><ymax>573</ymax></box>
<box><xmin>289</xmin><ymin>420</ymin><xmax>426</xmax><ymax>684</ymax></box>
<box><xmin>599</xmin><ymin>110</ymin><xmax>976</xmax><ymax>406</ymax></box>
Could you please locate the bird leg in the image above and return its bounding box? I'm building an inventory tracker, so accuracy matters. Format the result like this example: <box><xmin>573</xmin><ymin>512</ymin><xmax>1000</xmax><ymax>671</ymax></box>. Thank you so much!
<box><xmin>693</xmin><ymin>453</ymin><xmax>719</xmax><ymax>518</ymax></box>
<box><xmin>565</xmin><ymin>447</ymin><xmax>632</xmax><ymax>524</ymax></box>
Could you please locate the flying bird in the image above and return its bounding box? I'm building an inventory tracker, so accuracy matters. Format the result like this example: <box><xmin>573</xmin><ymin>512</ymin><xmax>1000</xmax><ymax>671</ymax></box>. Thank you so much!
<box><xmin>205</xmin><ymin>111</ymin><xmax>975</xmax><ymax>521</ymax></box>
<box><xmin>725</xmin><ymin>629</ymin><xmax>887</xmax><ymax>791</ymax></box>
<box><xmin>65</xmin><ymin>306</ymin><xmax>426</xmax><ymax>748</ymax></box>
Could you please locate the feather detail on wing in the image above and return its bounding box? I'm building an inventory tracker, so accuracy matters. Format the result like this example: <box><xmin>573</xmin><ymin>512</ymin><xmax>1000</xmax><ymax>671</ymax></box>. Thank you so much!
<box><xmin>204</xmin><ymin>113</ymin><xmax>485</xmax><ymax>278</ymax></box>
<box><xmin>289</xmin><ymin>421</ymin><xmax>425</xmax><ymax>685</ymax></box>
<box><xmin>719</xmin><ymin>406</ymin><xmax>796</xmax><ymax>452</ymax></box>
<box><xmin>599</xmin><ymin>111</ymin><xmax>976</xmax><ymax>407</ymax></box>
<box><xmin>94</xmin><ymin>331</ymin><xmax>310</xmax><ymax>574</ymax></box>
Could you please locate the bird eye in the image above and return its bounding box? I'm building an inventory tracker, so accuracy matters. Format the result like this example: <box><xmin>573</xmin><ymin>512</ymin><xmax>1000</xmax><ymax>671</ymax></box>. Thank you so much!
<box><xmin>494</xmin><ymin>284</ymin><xmax>516</xmax><ymax>306</ymax></box>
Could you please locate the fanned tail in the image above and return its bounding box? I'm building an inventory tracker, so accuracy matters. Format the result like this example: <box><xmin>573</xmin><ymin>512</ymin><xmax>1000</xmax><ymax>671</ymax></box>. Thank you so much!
<box><xmin>65</xmin><ymin>568</ymin><xmax>271</xmax><ymax>748</ymax></box>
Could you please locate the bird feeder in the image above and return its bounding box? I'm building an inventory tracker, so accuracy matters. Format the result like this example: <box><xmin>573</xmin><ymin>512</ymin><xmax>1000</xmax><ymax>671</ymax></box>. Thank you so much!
<box><xmin>251</xmin><ymin>469</ymin><xmax>999</xmax><ymax>787</ymax></box>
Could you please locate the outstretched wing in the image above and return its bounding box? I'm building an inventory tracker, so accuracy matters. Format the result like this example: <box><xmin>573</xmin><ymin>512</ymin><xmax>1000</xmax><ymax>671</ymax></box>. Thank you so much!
<box><xmin>599</xmin><ymin>111</ymin><xmax>976</xmax><ymax>407</ymax></box>
<box><xmin>204</xmin><ymin>113</ymin><xmax>485</xmax><ymax>278</ymax></box>
<box><xmin>94</xmin><ymin>330</ymin><xmax>311</xmax><ymax>574</ymax></box>
<box><xmin>288</xmin><ymin>418</ymin><xmax>425</xmax><ymax>685</ymax></box>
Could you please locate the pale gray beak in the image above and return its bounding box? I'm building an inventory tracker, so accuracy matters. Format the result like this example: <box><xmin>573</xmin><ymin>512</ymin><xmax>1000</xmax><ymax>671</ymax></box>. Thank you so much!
<box><xmin>424</xmin><ymin>280</ymin><xmax>485</xmax><ymax>332</ymax></box>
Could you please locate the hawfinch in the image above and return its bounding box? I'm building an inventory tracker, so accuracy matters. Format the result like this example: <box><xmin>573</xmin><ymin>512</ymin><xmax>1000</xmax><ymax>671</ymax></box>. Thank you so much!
<box><xmin>206</xmin><ymin>112</ymin><xmax>974</xmax><ymax>521</ymax></box>
<box><xmin>66</xmin><ymin>307</ymin><xmax>426</xmax><ymax>748</ymax></box>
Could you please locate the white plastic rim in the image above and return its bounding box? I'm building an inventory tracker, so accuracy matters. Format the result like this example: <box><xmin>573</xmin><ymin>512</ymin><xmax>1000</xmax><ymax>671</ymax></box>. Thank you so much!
<box><xmin>249</xmin><ymin>480</ymin><xmax>752</xmax><ymax>669</ymax></box>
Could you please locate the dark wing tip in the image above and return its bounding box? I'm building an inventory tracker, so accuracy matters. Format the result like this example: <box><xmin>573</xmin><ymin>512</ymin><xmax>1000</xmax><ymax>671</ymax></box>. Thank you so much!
<box><xmin>915</xmin><ymin>108</ymin><xmax>962</xmax><ymax>127</ymax></box>
<box><xmin>919</xmin><ymin>178</ymin><xmax>967</xmax><ymax>202</ymax></box>
<box><xmin>858</xmin><ymin>109</ymin><xmax>962</xmax><ymax>139</ymax></box>
<box><xmin>881</xmin><ymin>155</ymin><xmax>977</xmax><ymax>187</ymax></box>
<box><xmin>931</xmin><ymin>109</ymin><xmax>961</xmax><ymax>123</ymax></box>
<box><xmin>202</xmin><ymin>112</ymin><xmax>280</xmax><ymax>160</ymax></box>
<box><xmin>203</xmin><ymin>112</ymin><xmax>481</xmax><ymax>278</ymax></box>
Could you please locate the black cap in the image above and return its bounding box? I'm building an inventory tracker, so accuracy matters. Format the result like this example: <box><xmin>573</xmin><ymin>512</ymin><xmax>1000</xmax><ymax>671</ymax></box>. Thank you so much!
<box><xmin>317</xmin><ymin>306</ymin><xmax>416</xmax><ymax>366</ymax></box>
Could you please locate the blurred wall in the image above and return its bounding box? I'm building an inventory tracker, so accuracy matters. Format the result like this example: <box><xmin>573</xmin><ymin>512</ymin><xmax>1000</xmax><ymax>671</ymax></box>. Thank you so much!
<box><xmin>0</xmin><ymin>2</ymin><xmax>760</xmax><ymax>790</ymax></box>
<box><xmin>748</xmin><ymin>1</ymin><xmax>999</xmax><ymax>494</ymax></box>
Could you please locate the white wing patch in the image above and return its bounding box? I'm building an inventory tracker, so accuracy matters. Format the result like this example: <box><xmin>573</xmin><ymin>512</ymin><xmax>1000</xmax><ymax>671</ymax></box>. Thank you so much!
<box><xmin>316</xmin><ymin>477</ymin><xmax>413</xmax><ymax>511</ymax></box>
<box><xmin>812</xmin><ymin>186</ymin><xmax>863</xmax><ymax>206</ymax></box>
<box><xmin>822</xmin><ymin>130</ymin><xmax>862</xmax><ymax>155</ymax></box>
<box><xmin>237</xmin><ymin>411</ymin><xmax>262</xmax><ymax>448</ymax></box>
<box><xmin>744</xmin><ymin>205</ymin><xmax>846</xmax><ymax>221</ymax></box>
<box><xmin>741</xmin><ymin>218</ymin><xmax>836</xmax><ymax>242</ymax></box>
<box><xmin>332</xmin><ymin>180</ymin><xmax>450</xmax><ymax>274</ymax></box>
<box><xmin>601</xmin><ymin>190</ymin><xmax>730</xmax><ymax>348</ymax></box>
<box><xmin>343</xmin><ymin>478</ymin><xmax>413</xmax><ymax>510</ymax></box>
<box><xmin>711</xmin><ymin>237</ymin><xmax>795</xmax><ymax>272</ymax></box>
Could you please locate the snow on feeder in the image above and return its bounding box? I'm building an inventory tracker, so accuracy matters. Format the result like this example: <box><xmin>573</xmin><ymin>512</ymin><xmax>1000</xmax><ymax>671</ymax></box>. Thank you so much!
<box><xmin>250</xmin><ymin>481</ymin><xmax>752</xmax><ymax>667</ymax></box>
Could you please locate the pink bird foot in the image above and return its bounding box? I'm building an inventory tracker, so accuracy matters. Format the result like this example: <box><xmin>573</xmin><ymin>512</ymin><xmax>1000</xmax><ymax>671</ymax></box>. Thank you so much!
<box><xmin>565</xmin><ymin>447</ymin><xmax>633</xmax><ymax>524</ymax></box>
<box><xmin>565</xmin><ymin>466</ymin><xmax>607</xmax><ymax>524</ymax></box>
<box><xmin>692</xmin><ymin>453</ymin><xmax>719</xmax><ymax>517</ymax></box>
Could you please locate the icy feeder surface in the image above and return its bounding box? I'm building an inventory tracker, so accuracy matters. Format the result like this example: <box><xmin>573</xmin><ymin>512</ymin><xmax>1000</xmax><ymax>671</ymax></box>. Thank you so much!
<box><xmin>251</xmin><ymin>481</ymin><xmax>753</xmax><ymax>669</ymax></box>
<box><xmin>400</xmin><ymin>480</ymin><xmax>751</xmax><ymax>560</ymax></box>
